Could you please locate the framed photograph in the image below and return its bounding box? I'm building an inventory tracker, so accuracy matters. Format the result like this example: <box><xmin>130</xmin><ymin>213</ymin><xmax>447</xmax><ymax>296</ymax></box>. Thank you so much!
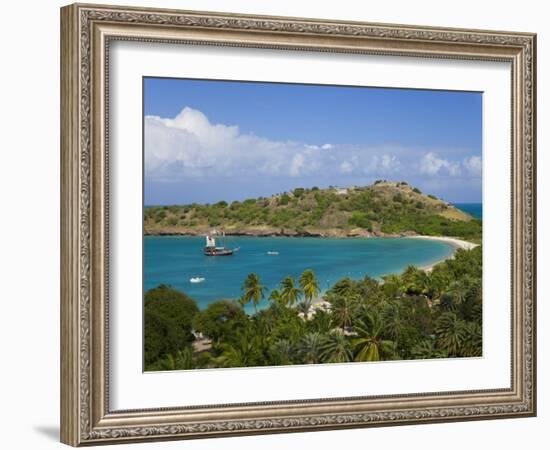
<box><xmin>60</xmin><ymin>3</ymin><xmax>537</xmax><ymax>446</ymax></box>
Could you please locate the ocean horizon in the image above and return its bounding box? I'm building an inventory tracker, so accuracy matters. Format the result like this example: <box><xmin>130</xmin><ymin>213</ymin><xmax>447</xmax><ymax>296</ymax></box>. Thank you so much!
<box><xmin>144</xmin><ymin>236</ymin><xmax>457</xmax><ymax>311</ymax></box>
<box><xmin>452</xmin><ymin>202</ymin><xmax>482</xmax><ymax>219</ymax></box>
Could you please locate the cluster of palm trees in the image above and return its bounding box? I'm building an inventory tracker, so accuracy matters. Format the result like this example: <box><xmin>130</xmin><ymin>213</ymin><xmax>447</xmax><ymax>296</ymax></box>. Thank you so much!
<box><xmin>239</xmin><ymin>269</ymin><xmax>321</xmax><ymax>313</ymax></box>
<box><xmin>218</xmin><ymin>246</ymin><xmax>482</xmax><ymax>366</ymax></box>
<box><xmin>148</xmin><ymin>246</ymin><xmax>483</xmax><ymax>370</ymax></box>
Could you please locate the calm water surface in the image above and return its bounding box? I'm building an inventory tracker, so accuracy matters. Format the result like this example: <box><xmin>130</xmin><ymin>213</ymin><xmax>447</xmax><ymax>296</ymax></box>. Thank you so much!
<box><xmin>144</xmin><ymin>236</ymin><xmax>455</xmax><ymax>310</ymax></box>
<box><xmin>453</xmin><ymin>202</ymin><xmax>482</xmax><ymax>219</ymax></box>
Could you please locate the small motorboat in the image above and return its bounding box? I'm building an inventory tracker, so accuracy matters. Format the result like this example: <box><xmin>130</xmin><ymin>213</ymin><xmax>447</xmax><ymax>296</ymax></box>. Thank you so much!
<box><xmin>267</xmin><ymin>251</ymin><xmax>279</xmax><ymax>255</ymax></box>
<box><xmin>190</xmin><ymin>277</ymin><xmax>205</xmax><ymax>283</ymax></box>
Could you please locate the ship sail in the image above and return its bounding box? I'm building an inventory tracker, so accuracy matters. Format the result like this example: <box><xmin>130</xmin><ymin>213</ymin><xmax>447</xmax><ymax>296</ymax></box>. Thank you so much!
<box><xmin>205</xmin><ymin>235</ymin><xmax>216</xmax><ymax>248</ymax></box>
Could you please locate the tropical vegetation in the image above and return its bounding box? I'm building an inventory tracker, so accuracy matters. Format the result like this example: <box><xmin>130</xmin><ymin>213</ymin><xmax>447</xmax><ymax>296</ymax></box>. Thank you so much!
<box><xmin>144</xmin><ymin>245</ymin><xmax>482</xmax><ymax>371</ymax></box>
<box><xmin>144</xmin><ymin>181</ymin><xmax>482</xmax><ymax>241</ymax></box>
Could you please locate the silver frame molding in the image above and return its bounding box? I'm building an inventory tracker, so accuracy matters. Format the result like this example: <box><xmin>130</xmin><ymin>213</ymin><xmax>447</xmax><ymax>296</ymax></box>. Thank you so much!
<box><xmin>60</xmin><ymin>3</ymin><xmax>536</xmax><ymax>446</ymax></box>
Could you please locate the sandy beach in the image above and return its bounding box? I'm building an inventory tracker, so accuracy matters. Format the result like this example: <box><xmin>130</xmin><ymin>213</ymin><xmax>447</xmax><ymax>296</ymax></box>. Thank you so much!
<box><xmin>407</xmin><ymin>235</ymin><xmax>479</xmax><ymax>271</ymax></box>
<box><xmin>308</xmin><ymin>235</ymin><xmax>479</xmax><ymax>304</ymax></box>
<box><xmin>296</xmin><ymin>234</ymin><xmax>479</xmax><ymax>315</ymax></box>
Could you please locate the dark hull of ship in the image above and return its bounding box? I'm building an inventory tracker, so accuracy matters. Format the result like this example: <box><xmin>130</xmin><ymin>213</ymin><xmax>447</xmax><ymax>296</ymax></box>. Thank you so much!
<box><xmin>204</xmin><ymin>247</ymin><xmax>234</xmax><ymax>256</ymax></box>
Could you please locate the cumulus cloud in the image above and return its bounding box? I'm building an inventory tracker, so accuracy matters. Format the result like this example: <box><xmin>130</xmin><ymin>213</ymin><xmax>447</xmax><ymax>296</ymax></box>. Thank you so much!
<box><xmin>145</xmin><ymin>107</ymin><xmax>325</xmax><ymax>180</ymax></box>
<box><xmin>145</xmin><ymin>107</ymin><xmax>481</xmax><ymax>200</ymax></box>
<box><xmin>418</xmin><ymin>152</ymin><xmax>461</xmax><ymax>177</ymax></box>
<box><xmin>339</xmin><ymin>161</ymin><xmax>353</xmax><ymax>174</ymax></box>
<box><xmin>354</xmin><ymin>154</ymin><xmax>400</xmax><ymax>176</ymax></box>
<box><xmin>463</xmin><ymin>155</ymin><xmax>482</xmax><ymax>176</ymax></box>
<box><xmin>381</xmin><ymin>154</ymin><xmax>399</xmax><ymax>171</ymax></box>
<box><xmin>289</xmin><ymin>153</ymin><xmax>306</xmax><ymax>177</ymax></box>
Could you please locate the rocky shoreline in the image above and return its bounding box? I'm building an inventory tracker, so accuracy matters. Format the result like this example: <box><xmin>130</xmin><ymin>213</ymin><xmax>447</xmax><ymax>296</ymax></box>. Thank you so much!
<box><xmin>144</xmin><ymin>227</ymin><xmax>419</xmax><ymax>239</ymax></box>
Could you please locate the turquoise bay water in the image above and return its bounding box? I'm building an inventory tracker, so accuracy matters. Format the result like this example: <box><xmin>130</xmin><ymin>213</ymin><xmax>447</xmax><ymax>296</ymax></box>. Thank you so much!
<box><xmin>453</xmin><ymin>202</ymin><xmax>482</xmax><ymax>219</ymax></box>
<box><xmin>144</xmin><ymin>236</ymin><xmax>455</xmax><ymax>310</ymax></box>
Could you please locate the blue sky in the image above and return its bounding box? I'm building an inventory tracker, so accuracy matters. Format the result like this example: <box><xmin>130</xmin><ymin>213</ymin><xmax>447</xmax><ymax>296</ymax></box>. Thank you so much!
<box><xmin>144</xmin><ymin>77</ymin><xmax>482</xmax><ymax>204</ymax></box>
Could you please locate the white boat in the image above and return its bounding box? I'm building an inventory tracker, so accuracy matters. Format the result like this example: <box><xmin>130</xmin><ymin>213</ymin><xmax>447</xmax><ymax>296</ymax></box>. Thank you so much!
<box><xmin>190</xmin><ymin>277</ymin><xmax>205</xmax><ymax>283</ymax></box>
<box><xmin>267</xmin><ymin>251</ymin><xmax>279</xmax><ymax>255</ymax></box>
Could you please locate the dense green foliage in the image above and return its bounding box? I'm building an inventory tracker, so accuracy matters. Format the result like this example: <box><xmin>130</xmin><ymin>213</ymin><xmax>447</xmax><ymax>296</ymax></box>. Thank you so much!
<box><xmin>144</xmin><ymin>246</ymin><xmax>483</xmax><ymax>370</ymax></box>
<box><xmin>379</xmin><ymin>210</ymin><xmax>482</xmax><ymax>239</ymax></box>
<box><xmin>144</xmin><ymin>181</ymin><xmax>481</xmax><ymax>240</ymax></box>
<box><xmin>193</xmin><ymin>300</ymin><xmax>248</xmax><ymax>343</ymax></box>
<box><xmin>144</xmin><ymin>285</ymin><xmax>199</xmax><ymax>368</ymax></box>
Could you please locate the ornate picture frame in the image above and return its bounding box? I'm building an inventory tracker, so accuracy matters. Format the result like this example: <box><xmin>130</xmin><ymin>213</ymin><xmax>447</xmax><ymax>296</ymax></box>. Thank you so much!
<box><xmin>60</xmin><ymin>3</ymin><xmax>536</xmax><ymax>446</ymax></box>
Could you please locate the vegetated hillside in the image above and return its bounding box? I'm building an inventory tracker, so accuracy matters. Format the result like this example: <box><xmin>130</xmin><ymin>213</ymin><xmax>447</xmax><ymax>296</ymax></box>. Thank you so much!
<box><xmin>144</xmin><ymin>181</ymin><xmax>481</xmax><ymax>240</ymax></box>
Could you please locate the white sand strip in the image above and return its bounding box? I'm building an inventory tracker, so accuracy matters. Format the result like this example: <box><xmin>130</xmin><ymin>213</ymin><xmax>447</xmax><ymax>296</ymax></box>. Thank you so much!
<box><xmin>407</xmin><ymin>235</ymin><xmax>479</xmax><ymax>271</ymax></box>
<box><xmin>408</xmin><ymin>235</ymin><xmax>478</xmax><ymax>250</ymax></box>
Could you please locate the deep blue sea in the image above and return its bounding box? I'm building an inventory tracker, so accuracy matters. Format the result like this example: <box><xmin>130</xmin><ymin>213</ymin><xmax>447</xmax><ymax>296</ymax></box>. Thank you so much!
<box><xmin>452</xmin><ymin>203</ymin><xmax>482</xmax><ymax>219</ymax></box>
<box><xmin>144</xmin><ymin>236</ymin><xmax>455</xmax><ymax>310</ymax></box>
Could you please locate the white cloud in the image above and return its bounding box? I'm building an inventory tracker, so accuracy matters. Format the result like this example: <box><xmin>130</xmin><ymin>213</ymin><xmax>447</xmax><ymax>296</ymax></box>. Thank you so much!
<box><xmin>145</xmin><ymin>107</ymin><xmax>312</xmax><ymax>180</ymax></box>
<box><xmin>339</xmin><ymin>161</ymin><xmax>353</xmax><ymax>174</ymax></box>
<box><xmin>381</xmin><ymin>154</ymin><xmax>399</xmax><ymax>171</ymax></box>
<box><xmin>145</xmin><ymin>107</ymin><xmax>481</xmax><ymax>196</ymax></box>
<box><xmin>419</xmin><ymin>152</ymin><xmax>448</xmax><ymax>175</ymax></box>
<box><xmin>463</xmin><ymin>155</ymin><xmax>482</xmax><ymax>176</ymax></box>
<box><xmin>289</xmin><ymin>154</ymin><xmax>306</xmax><ymax>177</ymax></box>
<box><xmin>419</xmin><ymin>152</ymin><xmax>461</xmax><ymax>177</ymax></box>
<box><xmin>358</xmin><ymin>154</ymin><xmax>399</xmax><ymax>175</ymax></box>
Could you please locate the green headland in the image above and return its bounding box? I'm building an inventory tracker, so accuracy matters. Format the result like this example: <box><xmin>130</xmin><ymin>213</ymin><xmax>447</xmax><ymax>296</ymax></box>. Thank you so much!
<box><xmin>144</xmin><ymin>181</ymin><xmax>481</xmax><ymax>241</ymax></box>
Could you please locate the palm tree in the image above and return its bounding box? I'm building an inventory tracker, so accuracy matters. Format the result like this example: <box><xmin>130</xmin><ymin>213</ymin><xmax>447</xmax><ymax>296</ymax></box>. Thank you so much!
<box><xmin>269</xmin><ymin>339</ymin><xmax>294</xmax><ymax>365</ymax></box>
<box><xmin>471</xmin><ymin>300</ymin><xmax>482</xmax><ymax>323</ymax></box>
<box><xmin>280</xmin><ymin>276</ymin><xmax>302</xmax><ymax>307</ymax></box>
<box><xmin>329</xmin><ymin>293</ymin><xmax>359</xmax><ymax>330</ymax></box>
<box><xmin>217</xmin><ymin>333</ymin><xmax>261</xmax><ymax>368</ymax></box>
<box><xmin>330</xmin><ymin>277</ymin><xmax>356</xmax><ymax>298</ymax></box>
<box><xmin>353</xmin><ymin>276</ymin><xmax>383</xmax><ymax>306</ymax></box>
<box><xmin>152</xmin><ymin>348</ymin><xmax>195</xmax><ymax>371</ymax></box>
<box><xmin>268</xmin><ymin>288</ymin><xmax>284</xmax><ymax>306</ymax></box>
<box><xmin>296</xmin><ymin>301</ymin><xmax>311</xmax><ymax>318</ymax></box>
<box><xmin>380</xmin><ymin>274</ymin><xmax>403</xmax><ymax>298</ymax></box>
<box><xmin>446</xmin><ymin>280</ymin><xmax>469</xmax><ymax>306</ymax></box>
<box><xmin>308</xmin><ymin>309</ymin><xmax>333</xmax><ymax>334</ymax></box>
<box><xmin>237</xmin><ymin>296</ymin><xmax>248</xmax><ymax>309</ymax></box>
<box><xmin>241</xmin><ymin>273</ymin><xmax>266</xmax><ymax>313</ymax></box>
<box><xmin>411</xmin><ymin>269</ymin><xmax>432</xmax><ymax>297</ymax></box>
<box><xmin>402</xmin><ymin>266</ymin><xmax>430</xmax><ymax>296</ymax></box>
<box><xmin>254</xmin><ymin>309</ymin><xmax>277</xmax><ymax>337</ymax></box>
<box><xmin>171</xmin><ymin>347</ymin><xmax>194</xmax><ymax>370</ymax></box>
<box><xmin>461</xmin><ymin>321</ymin><xmax>482</xmax><ymax>357</ymax></box>
<box><xmin>352</xmin><ymin>312</ymin><xmax>394</xmax><ymax>362</ymax></box>
<box><xmin>299</xmin><ymin>269</ymin><xmax>320</xmax><ymax>310</ymax></box>
<box><xmin>297</xmin><ymin>332</ymin><xmax>325</xmax><ymax>364</ymax></box>
<box><xmin>438</xmin><ymin>292</ymin><xmax>456</xmax><ymax>311</ymax></box>
<box><xmin>456</xmin><ymin>277</ymin><xmax>481</xmax><ymax>321</ymax></box>
<box><xmin>429</xmin><ymin>269</ymin><xmax>451</xmax><ymax>302</ymax></box>
<box><xmin>439</xmin><ymin>278</ymin><xmax>471</xmax><ymax>312</ymax></box>
<box><xmin>435</xmin><ymin>312</ymin><xmax>467</xmax><ymax>356</ymax></box>
<box><xmin>410</xmin><ymin>339</ymin><xmax>448</xmax><ymax>360</ymax></box>
<box><xmin>320</xmin><ymin>330</ymin><xmax>352</xmax><ymax>363</ymax></box>
<box><xmin>381</xmin><ymin>302</ymin><xmax>404</xmax><ymax>345</ymax></box>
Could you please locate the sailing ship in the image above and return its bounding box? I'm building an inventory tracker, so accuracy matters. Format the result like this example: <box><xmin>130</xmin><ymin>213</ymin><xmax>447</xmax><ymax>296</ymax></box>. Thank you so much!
<box><xmin>203</xmin><ymin>231</ymin><xmax>239</xmax><ymax>256</ymax></box>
